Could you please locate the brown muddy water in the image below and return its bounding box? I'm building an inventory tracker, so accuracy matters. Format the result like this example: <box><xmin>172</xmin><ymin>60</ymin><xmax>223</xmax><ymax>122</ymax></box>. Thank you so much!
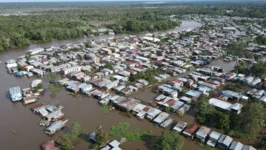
<box><xmin>0</xmin><ymin>21</ymin><xmax>209</xmax><ymax>150</ymax></box>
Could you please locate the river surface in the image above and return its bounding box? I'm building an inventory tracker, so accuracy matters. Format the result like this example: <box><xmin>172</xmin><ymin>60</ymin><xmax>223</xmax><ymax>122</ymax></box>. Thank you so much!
<box><xmin>0</xmin><ymin>21</ymin><xmax>208</xmax><ymax>150</ymax></box>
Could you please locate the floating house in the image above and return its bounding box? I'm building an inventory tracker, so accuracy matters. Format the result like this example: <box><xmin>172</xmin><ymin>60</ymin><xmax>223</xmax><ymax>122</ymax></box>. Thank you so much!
<box><xmin>146</xmin><ymin>108</ymin><xmax>162</xmax><ymax>120</ymax></box>
<box><xmin>136</xmin><ymin>106</ymin><xmax>152</xmax><ymax>119</ymax></box>
<box><xmin>209</xmin><ymin>98</ymin><xmax>242</xmax><ymax>114</ymax></box>
<box><xmin>117</xmin><ymin>98</ymin><xmax>139</xmax><ymax>112</ymax></box>
<box><xmin>182</xmin><ymin>124</ymin><xmax>199</xmax><ymax>139</ymax></box>
<box><xmin>9</xmin><ymin>86</ymin><xmax>22</xmax><ymax>102</ymax></box>
<box><xmin>43</xmin><ymin>110</ymin><xmax>64</xmax><ymax>121</ymax></box>
<box><xmin>195</xmin><ymin>126</ymin><xmax>211</xmax><ymax>142</ymax></box>
<box><xmin>229</xmin><ymin>141</ymin><xmax>243</xmax><ymax>150</ymax></box>
<box><xmin>160</xmin><ymin>118</ymin><xmax>173</xmax><ymax>128</ymax></box>
<box><xmin>242</xmin><ymin>145</ymin><xmax>256</xmax><ymax>150</ymax></box>
<box><xmin>23</xmin><ymin>96</ymin><xmax>38</xmax><ymax>105</ymax></box>
<box><xmin>207</xmin><ymin>131</ymin><xmax>221</xmax><ymax>147</ymax></box>
<box><xmin>100</xmin><ymin>140</ymin><xmax>122</xmax><ymax>150</ymax></box>
<box><xmin>173</xmin><ymin>121</ymin><xmax>187</xmax><ymax>133</ymax></box>
<box><xmin>153</xmin><ymin>112</ymin><xmax>170</xmax><ymax>124</ymax></box>
<box><xmin>45</xmin><ymin>120</ymin><xmax>68</xmax><ymax>135</ymax></box>
<box><xmin>217</xmin><ymin>135</ymin><xmax>233</xmax><ymax>150</ymax></box>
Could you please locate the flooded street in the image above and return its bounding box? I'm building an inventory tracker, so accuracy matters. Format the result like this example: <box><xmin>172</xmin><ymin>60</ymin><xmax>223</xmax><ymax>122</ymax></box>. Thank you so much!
<box><xmin>0</xmin><ymin>21</ymin><xmax>206</xmax><ymax>150</ymax></box>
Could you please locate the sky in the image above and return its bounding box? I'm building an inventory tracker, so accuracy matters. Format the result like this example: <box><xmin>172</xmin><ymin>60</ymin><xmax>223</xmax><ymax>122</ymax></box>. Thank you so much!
<box><xmin>0</xmin><ymin>0</ymin><xmax>225</xmax><ymax>2</ymax></box>
<box><xmin>0</xmin><ymin>0</ymin><xmax>178</xmax><ymax>2</ymax></box>
<box><xmin>0</xmin><ymin>0</ymin><xmax>264</xmax><ymax>2</ymax></box>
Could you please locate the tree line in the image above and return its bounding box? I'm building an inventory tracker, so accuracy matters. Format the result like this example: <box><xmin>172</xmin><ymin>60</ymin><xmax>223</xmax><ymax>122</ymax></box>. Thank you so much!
<box><xmin>195</xmin><ymin>95</ymin><xmax>266</xmax><ymax>147</ymax></box>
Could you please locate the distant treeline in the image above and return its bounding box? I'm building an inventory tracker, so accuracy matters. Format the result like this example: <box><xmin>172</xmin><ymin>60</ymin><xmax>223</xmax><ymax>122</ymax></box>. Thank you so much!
<box><xmin>1</xmin><ymin>2</ymin><xmax>266</xmax><ymax>51</ymax></box>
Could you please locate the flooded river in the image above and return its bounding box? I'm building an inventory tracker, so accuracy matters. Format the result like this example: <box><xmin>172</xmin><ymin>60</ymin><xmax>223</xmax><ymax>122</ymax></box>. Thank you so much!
<box><xmin>0</xmin><ymin>21</ymin><xmax>205</xmax><ymax>150</ymax></box>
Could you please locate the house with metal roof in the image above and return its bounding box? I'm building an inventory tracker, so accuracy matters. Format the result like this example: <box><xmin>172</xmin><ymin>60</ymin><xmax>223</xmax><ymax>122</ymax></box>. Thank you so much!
<box><xmin>195</xmin><ymin>126</ymin><xmax>211</xmax><ymax>142</ymax></box>
<box><xmin>242</xmin><ymin>145</ymin><xmax>256</xmax><ymax>150</ymax></box>
<box><xmin>146</xmin><ymin>108</ymin><xmax>162</xmax><ymax>120</ymax></box>
<box><xmin>182</xmin><ymin>124</ymin><xmax>199</xmax><ymax>139</ymax></box>
<box><xmin>173</xmin><ymin>121</ymin><xmax>187</xmax><ymax>133</ymax></box>
<box><xmin>100</xmin><ymin>140</ymin><xmax>122</xmax><ymax>150</ymax></box>
<box><xmin>160</xmin><ymin>118</ymin><xmax>173</xmax><ymax>128</ymax></box>
<box><xmin>217</xmin><ymin>135</ymin><xmax>233</xmax><ymax>150</ymax></box>
<box><xmin>153</xmin><ymin>112</ymin><xmax>170</xmax><ymax>124</ymax></box>
<box><xmin>186</xmin><ymin>90</ymin><xmax>202</xmax><ymax>100</ymax></box>
<box><xmin>117</xmin><ymin>98</ymin><xmax>139</xmax><ymax>112</ymax></box>
<box><xmin>209</xmin><ymin>98</ymin><xmax>243</xmax><ymax>114</ymax></box>
<box><xmin>221</xmin><ymin>90</ymin><xmax>242</xmax><ymax>100</ymax></box>
<box><xmin>207</xmin><ymin>131</ymin><xmax>222</xmax><ymax>147</ymax></box>
<box><xmin>229</xmin><ymin>141</ymin><xmax>243</xmax><ymax>150</ymax></box>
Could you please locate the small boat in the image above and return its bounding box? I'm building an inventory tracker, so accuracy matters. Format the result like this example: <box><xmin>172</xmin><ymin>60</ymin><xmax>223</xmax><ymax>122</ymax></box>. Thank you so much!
<box><xmin>13</xmin><ymin>71</ymin><xmax>23</xmax><ymax>77</ymax></box>
<box><xmin>9</xmin><ymin>86</ymin><xmax>23</xmax><ymax>102</ymax></box>
<box><xmin>45</xmin><ymin>120</ymin><xmax>68</xmax><ymax>135</ymax></box>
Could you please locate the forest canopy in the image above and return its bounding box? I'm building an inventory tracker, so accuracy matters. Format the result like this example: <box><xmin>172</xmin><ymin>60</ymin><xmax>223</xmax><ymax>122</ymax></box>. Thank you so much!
<box><xmin>1</xmin><ymin>2</ymin><xmax>266</xmax><ymax>51</ymax></box>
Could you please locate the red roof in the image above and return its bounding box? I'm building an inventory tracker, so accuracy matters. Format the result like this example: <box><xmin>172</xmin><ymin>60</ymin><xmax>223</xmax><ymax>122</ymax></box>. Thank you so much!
<box><xmin>143</xmin><ymin>106</ymin><xmax>152</xmax><ymax>112</ymax></box>
<box><xmin>184</xmin><ymin>124</ymin><xmax>199</xmax><ymax>134</ymax></box>
<box><xmin>42</xmin><ymin>141</ymin><xmax>60</xmax><ymax>150</ymax></box>
<box><xmin>167</xmin><ymin>100</ymin><xmax>176</xmax><ymax>106</ymax></box>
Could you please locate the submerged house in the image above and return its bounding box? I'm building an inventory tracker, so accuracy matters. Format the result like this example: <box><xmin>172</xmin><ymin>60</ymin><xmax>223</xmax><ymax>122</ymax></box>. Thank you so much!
<box><xmin>207</xmin><ymin>131</ymin><xmax>221</xmax><ymax>147</ymax></box>
<box><xmin>173</xmin><ymin>121</ymin><xmax>187</xmax><ymax>133</ymax></box>
<box><xmin>195</xmin><ymin>126</ymin><xmax>211</xmax><ymax>142</ymax></box>
<box><xmin>229</xmin><ymin>141</ymin><xmax>243</xmax><ymax>150</ymax></box>
<box><xmin>117</xmin><ymin>98</ymin><xmax>139</xmax><ymax>112</ymax></box>
<box><xmin>146</xmin><ymin>108</ymin><xmax>162</xmax><ymax>120</ymax></box>
<box><xmin>221</xmin><ymin>90</ymin><xmax>242</xmax><ymax>101</ymax></box>
<box><xmin>182</xmin><ymin>124</ymin><xmax>199</xmax><ymax>139</ymax></box>
<box><xmin>242</xmin><ymin>145</ymin><xmax>256</xmax><ymax>150</ymax></box>
<box><xmin>217</xmin><ymin>135</ymin><xmax>233</xmax><ymax>150</ymax></box>
<box><xmin>100</xmin><ymin>140</ymin><xmax>122</xmax><ymax>150</ymax></box>
<box><xmin>209</xmin><ymin>98</ymin><xmax>242</xmax><ymax>114</ymax></box>
<box><xmin>153</xmin><ymin>112</ymin><xmax>170</xmax><ymax>124</ymax></box>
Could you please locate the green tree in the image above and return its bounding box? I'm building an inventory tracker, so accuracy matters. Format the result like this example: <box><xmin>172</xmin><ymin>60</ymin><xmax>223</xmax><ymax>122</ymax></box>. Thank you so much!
<box><xmin>257</xmin><ymin>133</ymin><xmax>266</xmax><ymax>148</ymax></box>
<box><xmin>195</xmin><ymin>95</ymin><xmax>214</xmax><ymax>124</ymax></box>
<box><xmin>236</xmin><ymin>102</ymin><xmax>266</xmax><ymax>140</ymax></box>
<box><xmin>61</xmin><ymin>122</ymin><xmax>83</xmax><ymax>149</ymax></box>
<box><xmin>94</xmin><ymin>128</ymin><xmax>108</xmax><ymax>147</ymax></box>
<box><xmin>110</xmin><ymin>122</ymin><xmax>129</xmax><ymax>138</ymax></box>
<box><xmin>216</xmin><ymin>111</ymin><xmax>230</xmax><ymax>131</ymax></box>
<box><xmin>61</xmin><ymin>134</ymin><xmax>74</xmax><ymax>150</ymax></box>
<box><xmin>155</xmin><ymin>130</ymin><xmax>184</xmax><ymax>150</ymax></box>
<box><xmin>48</xmin><ymin>84</ymin><xmax>62</xmax><ymax>93</ymax></box>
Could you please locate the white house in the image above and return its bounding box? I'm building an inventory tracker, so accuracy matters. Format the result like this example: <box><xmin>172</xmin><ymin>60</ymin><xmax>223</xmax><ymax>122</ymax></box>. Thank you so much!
<box><xmin>62</xmin><ymin>66</ymin><xmax>81</xmax><ymax>75</ymax></box>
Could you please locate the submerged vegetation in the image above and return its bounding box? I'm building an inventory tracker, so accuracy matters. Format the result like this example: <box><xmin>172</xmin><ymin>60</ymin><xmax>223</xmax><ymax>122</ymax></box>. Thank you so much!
<box><xmin>110</xmin><ymin>122</ymin><xmax>152</xmax><ymax>141</ymax></box>
<box><xmin>60</xmin><ymin>122</ymin><xmax>83</xmax><ymax>150</ymax></box>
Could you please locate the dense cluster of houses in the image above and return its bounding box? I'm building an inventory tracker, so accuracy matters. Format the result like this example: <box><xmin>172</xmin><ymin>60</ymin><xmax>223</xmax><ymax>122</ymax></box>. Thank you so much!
<box><xmin>6</xmin><ymin>15</ymin><xmax>266</xmax><ymax>150</ymax></box>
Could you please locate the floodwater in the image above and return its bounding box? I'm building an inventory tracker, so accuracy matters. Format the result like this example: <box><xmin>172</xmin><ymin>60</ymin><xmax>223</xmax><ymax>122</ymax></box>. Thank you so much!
<box><xmin>210</xmin><ymin>59</ymin><xmax>236</xmax><ymax>72</ymax></box>
<box><xmin>0</xmin><ymin>21</ymin><xmax>206</xmax><ymax>150</ymax></box>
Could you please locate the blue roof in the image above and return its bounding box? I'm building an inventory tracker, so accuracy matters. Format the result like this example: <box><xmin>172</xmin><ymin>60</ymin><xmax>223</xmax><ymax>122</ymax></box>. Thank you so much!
<box><xmin>186</xmin><ymin>90</ymin><xmax>201</xmax><ymax>98</ymax></box>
